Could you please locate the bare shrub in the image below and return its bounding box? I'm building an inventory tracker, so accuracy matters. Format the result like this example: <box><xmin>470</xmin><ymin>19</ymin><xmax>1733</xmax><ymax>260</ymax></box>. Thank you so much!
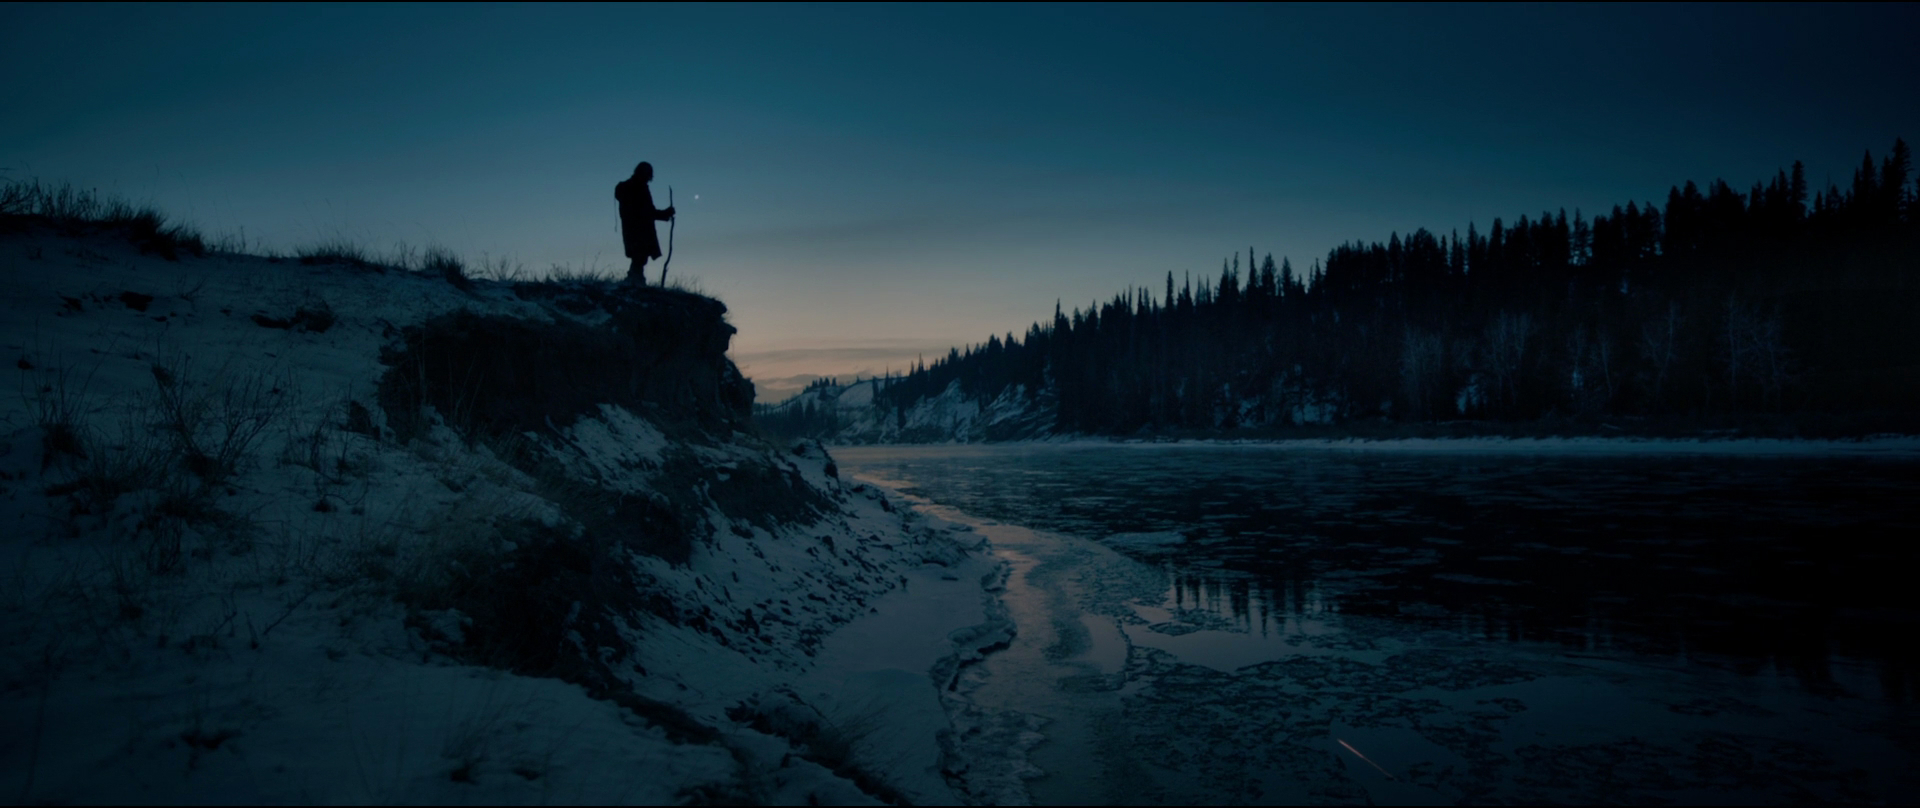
<box><xmin>109</xmin><ymin>207</ymin><xmax>207</xmax><ymax>260</ymax></box>
<box><xmin>0</xmin><ymin>179</ymin><xmax>205</xmax><ymax>258</ymax></box>
<box><xmin>148</xmin><ymin>356</ymin><xmax>290</xmax><ymax>484</ymax></box>
<box><xmin>16</xmin><ymin>181</ymin><xmax>119</xmax><ymax>222</ymax></box>
<box><xmin>537</xmin><ymin>260</ymin><xmax>617</xmax><ymax>284</ymax></box>
<box><xmin>195</xmin><ymin>365</ymin><xmax>289</xmax><ymax>481</ymax></box>
<box><xmin>25</xmin><ymin>373</ymin><xmax>246</xmax><ymax>572</ymax></box>
<box><xmin>423</xmin><ymin>246</ymin><xmax>472</xmax><ymax>290</ymax></box>
<box><xmin>252</xmin><ymin>517</ymin><xmax>331</xmax><ymax>589</ymax></box>
<box><xmin>296</xmin><ymin>239</ymin><xmax>377</xmax><ymax>268</ymax></box>
<box><xmin>137</xmin><ymin>483</ymin><xmax>201</xmax><ymax>574</ymax></box>
<box><xmin>205</xmin><ymin>228</ymin><xmax>251</xmax><ymax>256</ymax></box>
<box><xmin>42</xmin><ymin>420</ymin><xmax>165</xmax><ymax>518</ymax></box>
<box><xmin>22</xmin><ymin>362</ymin><xmax>95</xmax><ymax>469</ymax></box>
<box><xmin>477</xmin><ymin>254</ymin><xmax>524</xmax><ymax>283</ymax></box>
<box><xmin>126</xmin><ymin>461</ymin><xmax>250</xmax><ymax>574</ymax></box>
<box><xmin>0</xmin><ymin>177</ymin><xmax>32</xmax><ymax>215</ymax></box>
<box><xmin>383</xmin><ymin>472</ymin><xmax>675</xmax><ymax>682</ymax></box>
<box><xmin>281</xmin><ymin>399</ymin><xmax>371</xmax><ymax>488</ymax></box>
<box><xmin>661</xmin><ymin>274</ymin><xmax>707</xmax><ymax>296</ymax></box>
<box><xmin>338</xmin><ymin>518</ymin><xmax>404</xmax><ymax>587</ymax></box>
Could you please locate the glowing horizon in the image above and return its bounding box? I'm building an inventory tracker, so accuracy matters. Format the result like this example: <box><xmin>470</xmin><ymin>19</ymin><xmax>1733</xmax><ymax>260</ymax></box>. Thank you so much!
<box><xmin>6</xmin><ymin>4</ymin><xmax>1916</xmax><ymax>403</ymax></box>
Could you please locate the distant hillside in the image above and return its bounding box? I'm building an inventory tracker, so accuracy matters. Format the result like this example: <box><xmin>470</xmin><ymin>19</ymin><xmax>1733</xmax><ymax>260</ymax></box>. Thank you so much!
<box><xmin>822</xmin><ymin>139</ymin><xmax>1920</xmax><ymax>442</ymax></box>
<box><xmin>755</xmin><ymin>377</ymin><xmax>1054</xmax><ymax>444</ymax></box>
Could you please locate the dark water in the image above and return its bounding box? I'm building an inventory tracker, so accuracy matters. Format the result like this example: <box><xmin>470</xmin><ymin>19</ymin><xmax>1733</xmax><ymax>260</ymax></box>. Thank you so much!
<box><xmin>839</xmin><ymin>442</ymin><xmax>1920</xmax><ymax>805</ymax></box>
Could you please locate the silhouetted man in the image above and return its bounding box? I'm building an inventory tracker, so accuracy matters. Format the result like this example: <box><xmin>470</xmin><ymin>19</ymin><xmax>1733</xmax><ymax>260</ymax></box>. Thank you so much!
<box><xmin>615</xmin><ymin>161</ymin><xmax>675</xmax><ymax>285</ymax></box>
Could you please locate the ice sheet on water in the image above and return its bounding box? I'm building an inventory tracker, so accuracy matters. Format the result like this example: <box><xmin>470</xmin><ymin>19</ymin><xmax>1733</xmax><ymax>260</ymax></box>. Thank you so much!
<box><xmin>1102</xmin><ymin>531</ymin><xmax>1186</xmax><ymax>551</ymax></box>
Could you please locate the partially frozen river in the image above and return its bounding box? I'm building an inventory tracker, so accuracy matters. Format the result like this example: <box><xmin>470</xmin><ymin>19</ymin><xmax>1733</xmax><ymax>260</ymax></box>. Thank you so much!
<box><xmin>836</xmin><ymin>442</ymin><xmax>1920</xmax><ymax>805</ymax></box>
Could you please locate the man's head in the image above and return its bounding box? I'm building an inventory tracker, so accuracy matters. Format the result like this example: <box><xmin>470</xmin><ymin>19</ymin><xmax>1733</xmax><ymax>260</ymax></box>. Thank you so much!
<box><xmin>634</xmin><ymin>161</ymin><xmax>654</xmax><ymax>182</ymax></box>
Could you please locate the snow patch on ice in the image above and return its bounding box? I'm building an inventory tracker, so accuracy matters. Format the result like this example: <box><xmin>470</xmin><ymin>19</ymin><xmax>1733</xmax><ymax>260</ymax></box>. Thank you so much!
<box><xmin>1103</xmin><ymin>531</ymin><xmax>1189</xmax><ymax>552</ymax></box>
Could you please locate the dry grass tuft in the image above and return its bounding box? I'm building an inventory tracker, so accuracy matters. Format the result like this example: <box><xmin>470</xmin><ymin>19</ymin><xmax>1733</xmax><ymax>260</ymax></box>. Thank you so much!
<box><xmin>0</xmin><ymin>179</ymin><xmax>206</xmax><ymax>259</ymax></box>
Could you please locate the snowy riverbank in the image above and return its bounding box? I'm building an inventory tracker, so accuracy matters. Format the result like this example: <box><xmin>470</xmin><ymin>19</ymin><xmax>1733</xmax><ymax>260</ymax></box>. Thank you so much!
<box><xmin>765</xmin><ymin>376</ymin><xmax>1920</xmax><ymax>449</ymax></box>
<box><xmin>840</xmin><ymin>443</ymin><xmax>1920</xmax><ymax>805</ymax></box>
<box><xmin>833</xmin><ymin>432</ymin><xmax>1920</xmax><ymax>458</ymax></box>
<box><xmin>0</xmin><ymin>222</ymin><xmax>1007</xmax><ymax>803</ymax></box>
<box><xmin>1094</xmin><ymin>433</ymin><xmax>1920</xmax><ymax>456</ymax></box>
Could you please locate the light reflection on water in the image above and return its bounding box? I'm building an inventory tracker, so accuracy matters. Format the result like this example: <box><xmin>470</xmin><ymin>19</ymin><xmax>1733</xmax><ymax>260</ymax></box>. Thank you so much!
<box><xmin>841</xmin><ymin>442</ymin><xmax>1920</xmax><ymax>699</ymax></box>
<box><xmin>838</xmin><ymin>442</ymin><xmax>1920</xmax><ymax>804</ymax></box>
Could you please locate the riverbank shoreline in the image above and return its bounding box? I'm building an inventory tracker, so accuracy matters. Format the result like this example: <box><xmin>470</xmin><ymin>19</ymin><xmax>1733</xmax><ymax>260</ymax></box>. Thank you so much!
<box><xmin>846</xmin><ymin>481</ymin><xmax>1134</xmax><ymax>807</ymax></box>
<box><xmin>0</xmin><ymin>223</ymin><xmax>1022</xmax><ymax>804</ymax></box>
<box><xmin>839</xmin><ymin>432</ymin><xmax>1920</xmax><ymax>457</ymax></box>
<box><xmin>1102</xmin><ymin>433</ymin><xmax>1920</xmax><ymax>456</ymax></box>
<box><xmin>783</xmin><ymin>481</ymin><xmax>1012</xmax><ymax>805</ymax></box>
<box><xmin>836</xmin><ymin>444</ymin><xmax>1920</xmax><ymax>805</ymax></box>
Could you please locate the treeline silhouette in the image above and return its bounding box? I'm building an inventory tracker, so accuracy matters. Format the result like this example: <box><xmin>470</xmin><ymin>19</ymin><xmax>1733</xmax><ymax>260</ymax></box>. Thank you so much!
<box><xmin>873</xmin><ymin>139</ymin><xmax>1920</xmax><ymax>436</ymax></box>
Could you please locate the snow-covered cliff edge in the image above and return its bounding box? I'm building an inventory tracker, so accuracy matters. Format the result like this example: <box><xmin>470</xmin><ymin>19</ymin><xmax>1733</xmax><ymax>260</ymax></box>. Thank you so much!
<box><xmin>0</xmin><ymin>221</ymin><xmax>1006</xmax><ymax>804</ymax></box>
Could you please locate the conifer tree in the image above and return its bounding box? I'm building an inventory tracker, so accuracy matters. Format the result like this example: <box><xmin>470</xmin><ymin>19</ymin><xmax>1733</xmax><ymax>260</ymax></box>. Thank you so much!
<box><xmin>864</xmin><ymin>139</ymin><xmax>1920</xmax><ymax>437</ymax></box>
<box><xmin>1789</xmin><ymin>161</ymin><xmax>1809</xmax><ymax>220</ymax></box>
<box><xmin>1884</xmin><ymin>138</ymin><xmax>1911</xmax><ymax>223</ymax></box>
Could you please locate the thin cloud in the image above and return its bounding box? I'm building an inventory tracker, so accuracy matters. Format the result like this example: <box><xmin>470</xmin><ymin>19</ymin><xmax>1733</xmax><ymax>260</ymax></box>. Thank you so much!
<box><xmin>733</xmin><ymin>342</ymin><xmax>952</xmax><ymax>367</ymax></box>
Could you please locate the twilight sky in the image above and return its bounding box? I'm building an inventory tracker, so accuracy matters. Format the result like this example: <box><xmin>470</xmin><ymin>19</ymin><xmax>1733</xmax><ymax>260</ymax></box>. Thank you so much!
<box><xmin>5</xmin><ymin>3</ymin><xmax>1917</xmax><ymax>400</ymax></box>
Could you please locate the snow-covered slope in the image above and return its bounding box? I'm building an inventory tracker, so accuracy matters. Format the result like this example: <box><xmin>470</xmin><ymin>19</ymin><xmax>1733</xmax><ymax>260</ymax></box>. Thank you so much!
<box><xmin>766</xmin><ymin>379</ymin><xmax>1057</xmax><ymax>445</ymax></box>
<box><xmin>0</xmin><ymin>222</ymin><xmax>1006</xmax><ymax>804</ymax></box>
